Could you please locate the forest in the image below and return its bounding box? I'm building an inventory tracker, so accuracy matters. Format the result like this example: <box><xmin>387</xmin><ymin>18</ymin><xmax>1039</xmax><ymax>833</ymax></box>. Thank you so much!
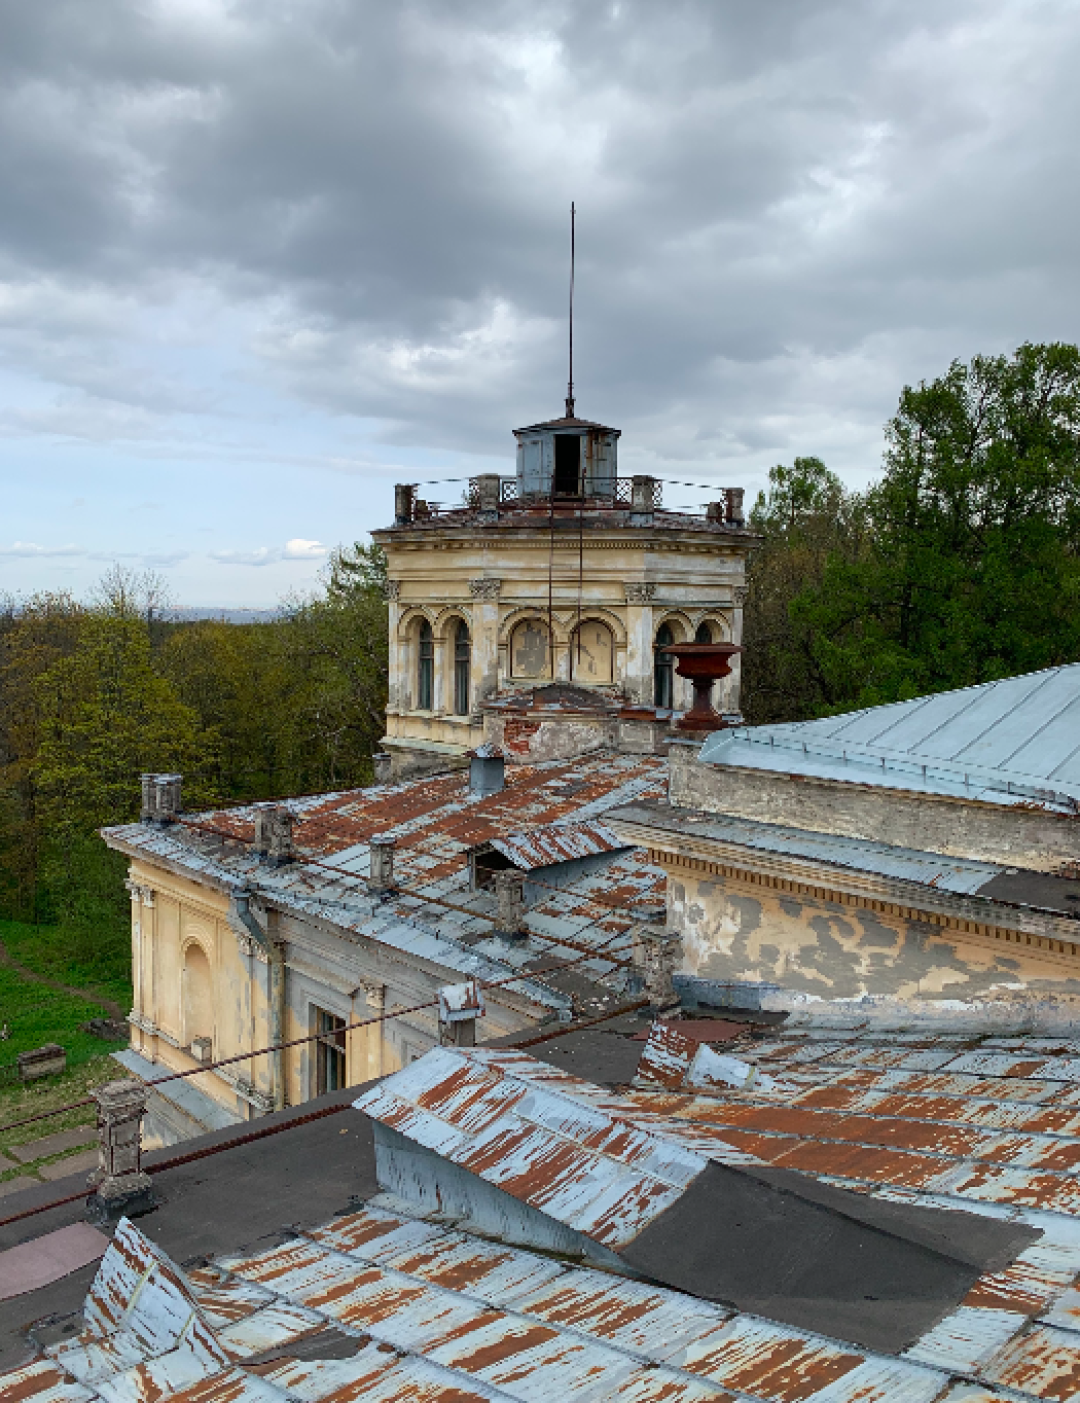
<box><xmin>1</xmin><ymin>341</ymin><xmax>1079</xmax><ymax>1083</ymax></box>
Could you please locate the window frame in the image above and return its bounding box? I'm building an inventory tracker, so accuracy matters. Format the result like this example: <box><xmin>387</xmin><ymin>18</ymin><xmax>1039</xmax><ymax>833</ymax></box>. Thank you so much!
<box><xmin>313</xmin><ymin>1006</ymin><xmax>347</xmax><ymax>1095</ymax></box>
<box><xmin>416</xmin><ymin>618</ymin><xmax>434</xmax><ymax>710</ymax></box>
<box><xmin>453</xmin><ymin>620</ymin><xmax>471</xmax><ymax>715</ymax></box>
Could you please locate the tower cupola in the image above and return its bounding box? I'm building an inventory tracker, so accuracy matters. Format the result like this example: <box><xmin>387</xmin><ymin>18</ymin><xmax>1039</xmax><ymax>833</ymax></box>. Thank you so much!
<box><xmin>513</xmin><ymin>414</ymin><xmax>620</xmax><ymax>500</ymax></box>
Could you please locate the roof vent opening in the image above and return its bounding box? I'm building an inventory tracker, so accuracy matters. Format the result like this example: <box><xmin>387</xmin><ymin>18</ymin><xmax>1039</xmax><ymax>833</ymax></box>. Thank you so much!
<box><xmin>469</xmin><ymin>744</ymin><xmax>505</xmax><ymax>797</ymax></box>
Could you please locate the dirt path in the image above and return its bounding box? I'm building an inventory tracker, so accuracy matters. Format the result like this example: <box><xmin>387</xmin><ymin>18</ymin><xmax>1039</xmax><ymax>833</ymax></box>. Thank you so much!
<box><xmin>0</xmin><ymin>937</ymin><xmax>124</xmax><ymax>1023</ymax></box>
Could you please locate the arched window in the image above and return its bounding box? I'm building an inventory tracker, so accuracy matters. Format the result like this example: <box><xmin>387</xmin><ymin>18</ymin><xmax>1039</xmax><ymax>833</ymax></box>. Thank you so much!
<box><xmin>510</xmin><ymin>618</ymin><xmax>551</xmax><ymax>678</ymax></box>
<box><xmin>570</xmin><ymin>620</ymin><xmax>614</xmax><ymax>682</ymax></box>
<box><xmin>417</xmin><ymin>619</ymin><xmax>434</xmax><ymax>709</ymax></box>
<box><xmin>183</xmin><ymin>944</ymin><xmax>213</xmax><ymax>1049</ymax></box>
<box><xmin>654</xmin><ymin>623</ymin><xmax>674</xmax><ymax>709</ymax></box>
<box><xmin>694</xmin><ymin>621</ymin><xmax>713</xmax><ymax>643</ymax></box>
<box><xmin>453</xmin><ymin>620</ymin><xmax>471</xmax><ymax>715</ymax></box>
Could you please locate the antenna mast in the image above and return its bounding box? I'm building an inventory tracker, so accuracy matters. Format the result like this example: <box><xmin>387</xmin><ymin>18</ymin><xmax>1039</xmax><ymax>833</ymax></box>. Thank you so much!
<box><xmin>565</xmin><ymin>202</ymin><xmax>575</xmax><ymax>419</ymax></box>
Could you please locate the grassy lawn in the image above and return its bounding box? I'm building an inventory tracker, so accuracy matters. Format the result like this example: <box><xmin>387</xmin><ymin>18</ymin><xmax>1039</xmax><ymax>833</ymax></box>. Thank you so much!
<box><xmin>0</xmin><ymin>917</ymin><xmax>132</xmax><ymax>1177</ymax></box>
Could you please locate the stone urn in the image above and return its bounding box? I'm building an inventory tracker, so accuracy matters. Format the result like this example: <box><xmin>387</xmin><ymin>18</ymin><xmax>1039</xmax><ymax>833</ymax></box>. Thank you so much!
<box><xmin>661</xmin><ymin>642</ymin><xmax>742</xmax><ymax>733</ymax></box>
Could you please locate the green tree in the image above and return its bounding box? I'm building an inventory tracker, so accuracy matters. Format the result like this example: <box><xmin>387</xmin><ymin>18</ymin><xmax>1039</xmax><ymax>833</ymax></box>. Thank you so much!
<box><xmin>741</xmin><ymin>458</ymin><xmax>866</xmax><ymax>722</ymax></box>
<box><xmin>32</xmin><ymin>614</ymin><xmax>219</xmax><ymax>954</ymax></box>
<box><xmin>275</xmin><ymin>542</ymin><xmax>389</xmax><ymax>788</ymax></box>
<box><xmin>794</xmin><ymin>343</ymin><xmax>1080</xmax><ymax>709</ymax></box>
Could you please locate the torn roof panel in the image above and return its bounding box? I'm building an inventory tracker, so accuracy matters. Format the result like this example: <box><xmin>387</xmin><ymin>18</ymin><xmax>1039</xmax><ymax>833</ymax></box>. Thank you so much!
<box><xmin>486</xmin><ymin>821</ymin><xmax>629</xmax><ymax>871</ymax></box>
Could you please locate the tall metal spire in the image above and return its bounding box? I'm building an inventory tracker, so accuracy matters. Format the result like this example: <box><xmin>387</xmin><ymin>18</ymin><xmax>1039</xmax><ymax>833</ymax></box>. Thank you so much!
<box><xmin>565</xmin><ymin>202</ymin><xmax>575</xmax><ymax>419</ymax></box>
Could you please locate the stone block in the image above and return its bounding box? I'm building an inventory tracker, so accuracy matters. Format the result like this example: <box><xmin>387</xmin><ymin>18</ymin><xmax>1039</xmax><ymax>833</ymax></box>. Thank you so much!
<box><xmin>17</xmin><ymin>1044</ymin><xmax>66</xmax><ymax>1082</ymax></box>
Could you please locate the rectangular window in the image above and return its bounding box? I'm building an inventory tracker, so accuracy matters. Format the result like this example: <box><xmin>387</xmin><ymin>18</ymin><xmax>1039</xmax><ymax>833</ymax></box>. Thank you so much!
<box><xmin>314</xmin><ymin>1007</ymin><xmax>346</xmax><ymax>1094</ymax></box>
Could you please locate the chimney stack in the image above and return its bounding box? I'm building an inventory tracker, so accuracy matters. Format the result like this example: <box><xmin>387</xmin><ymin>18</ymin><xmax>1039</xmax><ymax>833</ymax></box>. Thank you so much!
<box><xmin>369</xmin><ymin>835</ymin><xmax>397</xmax><ymax>894</ymax></box>
<box><xmin>469</xmin><ymin>744</ymin><xmax>505</xmax><ymax>797</ymax></box>
<box><xmin>254</xmin><ymin>805</ymin><xmax>295</xmax><ymax>866</ymax></box>
<box><xmin>394</xmin><ymin>483</ymin><xmax>416</xmax><ymax>525</ymax></box>
<box><xmin>493</xmin><ymin>869</ymin><xmax>526</xmax><ymax>939</ymax></box>
<box><xmin>438</xmin><ymin>979</ymin><xmax>485</xmax><ymax>1047</ymax></box>
<box><xmin>724</xmin><ymin>487</ymin><xmax>745</xmax><ymax>527</ymax></box>
<box><xmin>141</xmin><ymin>774</ymin><xmax>182</xmax><ymax>825</ymax></box>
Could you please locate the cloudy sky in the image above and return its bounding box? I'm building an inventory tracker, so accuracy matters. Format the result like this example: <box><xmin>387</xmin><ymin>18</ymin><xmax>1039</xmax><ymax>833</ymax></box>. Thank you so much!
<box><xmin>2</xmin><ymin>0</ymin><xmax>1079</xmax><ymax>605</ymax></box>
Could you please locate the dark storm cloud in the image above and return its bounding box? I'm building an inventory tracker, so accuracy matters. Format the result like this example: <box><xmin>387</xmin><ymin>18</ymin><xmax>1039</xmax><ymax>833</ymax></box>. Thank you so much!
<box><xmin>1</xmin><ymin>0</ymin><xmax>1079</xmax><ymax>475</ymax></box>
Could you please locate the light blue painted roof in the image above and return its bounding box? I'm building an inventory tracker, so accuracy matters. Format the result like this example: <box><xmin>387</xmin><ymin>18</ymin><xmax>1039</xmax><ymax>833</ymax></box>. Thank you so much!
<box><xmin>700</xmin><ymin>664</ymin><xmax>1080</xmax><ymax>813</ymax></box>
<box><xmin>647</xmin><ymin>809</ymin><xmax>1007</xmax><ymax>897</ymax></box>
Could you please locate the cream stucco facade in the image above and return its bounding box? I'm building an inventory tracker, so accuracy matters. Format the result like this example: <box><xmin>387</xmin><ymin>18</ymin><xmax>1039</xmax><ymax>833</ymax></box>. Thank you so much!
<box><xmin>373</xmin><ymin>413</ymin><xmax>756</xmax><ymax>776</ymax></box>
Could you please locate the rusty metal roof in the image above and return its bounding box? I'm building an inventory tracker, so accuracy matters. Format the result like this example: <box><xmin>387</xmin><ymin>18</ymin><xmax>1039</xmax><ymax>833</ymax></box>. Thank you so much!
<box><xmin>13</xmin><ymin>1183</ymin><xmax>1080</xmax><ymax>1403</ymax></box>
<box><xmin>0</xmin><ymin>1199</ymin><xmax>982</xmax><ymax>1403</ymax></box>
<box><xmin>102</xmin><ymin>752</ymin><xmax>668</xmax><ymax>1017</ymax></box>
<box><xmin>631</xmin><ymin>1020</ymin><xmax>1080</xmax><ymax>1232</ymax></box>
<box><xmin>17</xmin><ymin>1016</ymin><xmax>1080</xmax><ymax>1400</ymax></box>
<box><xmin>353</xmin><ymin>1046</ymin><xmax>730</xmax><ymax>1250</ymax></box>
<box><xmin>486</xmin><ymin>820</ymin><xmax>628</xmax><ymax>871</ymax></box>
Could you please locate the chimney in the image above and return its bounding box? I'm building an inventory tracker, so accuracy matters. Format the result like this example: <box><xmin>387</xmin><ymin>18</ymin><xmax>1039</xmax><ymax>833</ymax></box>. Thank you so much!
<box><xmin>86</xmin><ymin>1079</ymin><xmax>155</xmax><ymax>1224</ymax></box>
<box><xmin>705</xmin><ymin>501</ymin><xmax>724</xmax><ymax>525</ymax></box>
<box><xmin>474</xmin><ymin>473</ymin><xmax>501</xmax><ymax>515</ymax></box>
<box><xmin>254</xmin><ymin>805</ymin><xmax>294</xmax><ymax>866</ymax></box>
<box><xmin>469</xmin><ymin>744</ymin><xmax>505</xmax><ymax>797</ymax></box>
<box><xmin>438</xmin><ymin>979</ymin><xmax>485</xmax><ymax>1047</ymax></box>
<box><xmin>630</xmin><ymin>475</ymin><xmax>657</xmax><ymax>521</ymax></box>
<box><xmin>369</xmin><ymin>835</ymin><xmax>397</xmax><ymax>894</ymax></box>
<box><xmin>394</xmin><ymin>483</ymin><xmax>416</xmax><ymax>525</ymax></box>
<box><xmin>141</xmin><ymin>773</ymin><xmax>182</xmax><ymax>825</ymax></box>
<box><xmin>634</xmin><ymin>925</ymin><xmax>683</xmax><ymax>1012</ymax></box>
<box><xmin>373</xmin><ymin>752</ymin><xmax>392</xmax><ymax>784</ymax></box>
<box><xmin>493</xmin><ymin>869</ymin><xmax>526</xmax><ymax>939</ymax></box>
<box><xmin>724</xmin><ymin>487</ymin><xmax>745</xmax><ymax>526</ymax></box>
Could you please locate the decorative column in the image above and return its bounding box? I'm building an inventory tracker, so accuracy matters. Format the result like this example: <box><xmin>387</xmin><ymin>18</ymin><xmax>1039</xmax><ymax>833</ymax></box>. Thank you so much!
<box><xmin>469</xmin><ymin>578</ymin><xmax>502</xmax><ymax>711</ymax></box>
<box><xmin>724</xmin><ymin>586</ymin><xmax>748</xmax><ymax>716</ymax></box>
<box><xmin>358</xmin><ymin>981</ymin><xmax>386</xmax><ymax>1080</ymax></box>
<box><xmin>384</xmin><ymin>580</ymin><xmax>404</xmax><ymax>717</ymax></box>
<box><xmin>624</xmin><ymin>582</ymin><xmax>657</xmax><ymax>706</ymax></box>
<box><xmin>125</xmin><ymin>880</ymin><xmax>144</xmax><ymax>1053</ymax></box>
<box><xmin>86</xmin><ymin>1079</ymin><xmax>156</xmax><ymax>1223</ymax></box>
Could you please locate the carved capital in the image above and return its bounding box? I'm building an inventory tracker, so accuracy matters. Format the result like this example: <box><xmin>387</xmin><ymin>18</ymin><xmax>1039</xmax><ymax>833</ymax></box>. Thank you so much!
<box><xmin>384</xmin><ymin>579</ymin><xmax>402</xmax><ymax>601</ymax></box>
<box><xmin>469</xmin><ymin>577</ymin><xmax>502</xmax><ymax>600</ymax></box>
<box><xmin>356</xmin><ymin>980</ymin><xmax>386</xmax><ymax>1012</ymax></box>
<box><xmin>624</xmin><ymin>582</ymin><xmax>657</xmax><ymax>603</ymax></box>
<box><xmin>733</xmin><ymin>585</ymin><xmax>750</xmax><ymax>606</ymax></box>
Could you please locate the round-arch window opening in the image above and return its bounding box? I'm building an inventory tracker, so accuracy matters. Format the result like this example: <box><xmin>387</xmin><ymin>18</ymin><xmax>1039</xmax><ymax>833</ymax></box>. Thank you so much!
<box><xmin>453</xmin><ymin>620</ymin><xmax>471</xmax><ymax>715</ymax></box>
<box><xmin>511</xmin><ymin>619</ymin><xmax>551</xmax><ymax>678</ymax></box>
<box><xmin>570</xmin><ymin>620</ymin><xmax>614</xmax><ymax>683</ymax></box>
<box><xmin>417</xmin><ymin>619</ymin><xmax>434</xmax><ymax>709</ymax></box>
<box><xmin>654</xmin><ymin>623</ymin><xmax>675</xmax><ymax>709</ymax></box>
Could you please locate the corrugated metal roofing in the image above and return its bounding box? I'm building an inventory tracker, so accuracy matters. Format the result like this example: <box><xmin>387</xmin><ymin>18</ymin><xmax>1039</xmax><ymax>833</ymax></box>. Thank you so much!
<box><xmin>0</xmin><ymin>1201</ymin><xmax>965</xmax><ymax>1403</ymax></box>
<box><xmin>700</xmin><ymin>663</ymin><xmax>1080</xmax><ymax>812</ymax></box>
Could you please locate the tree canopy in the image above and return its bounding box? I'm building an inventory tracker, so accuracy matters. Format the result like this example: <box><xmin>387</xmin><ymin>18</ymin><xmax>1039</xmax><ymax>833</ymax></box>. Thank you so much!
<box><xmin>743</xmin><ymin>343</ymin><xmax>1080</xmax><ymax>720</ymax></box>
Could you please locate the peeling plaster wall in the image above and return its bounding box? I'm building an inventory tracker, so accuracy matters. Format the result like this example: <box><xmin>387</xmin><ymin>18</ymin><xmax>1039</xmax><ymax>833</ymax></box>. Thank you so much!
<box><xmin>668</xmin><ymin>745</ymin><xmax>1080</xmax><ymax>872</ymax></box>
<box><xmin>669</xmin><ymin>867</ymin><xmax>1080</xmax><ymax>1027</ymax></box>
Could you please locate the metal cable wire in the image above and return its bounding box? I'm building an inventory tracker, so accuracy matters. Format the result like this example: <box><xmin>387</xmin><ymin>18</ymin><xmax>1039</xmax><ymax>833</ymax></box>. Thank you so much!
<box><xmin>0</xmin><ymin>992</ymin><xmax>651</xmax><ymax>1232</ymax></box>
<box><xmin>0</xmin><ymin>918</ymin><xmax>639</xmax><ymax>1137</ymax></box>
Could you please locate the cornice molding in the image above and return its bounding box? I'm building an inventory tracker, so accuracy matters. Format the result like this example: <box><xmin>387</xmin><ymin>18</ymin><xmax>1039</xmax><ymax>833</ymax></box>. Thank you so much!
<box><xmin>608</xmin><ymin>816</ymin><xmax>1080</xmax><ymax>958</ymax></box>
